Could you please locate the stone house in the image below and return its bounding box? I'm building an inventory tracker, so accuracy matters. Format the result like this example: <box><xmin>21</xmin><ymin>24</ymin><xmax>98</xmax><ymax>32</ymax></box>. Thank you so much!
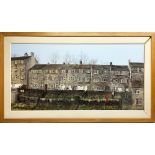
<box><xmin>128</xmin><ymin>61</ymin><xmax>144</xmax><ymax>106</ymax></box>
<box><xmin>28</xmin><ymin>61</ymin><xmax>134</xmax><ymax>92</ymax></box>
<box><xmin>110</xmin><ymin>62</ymin><xmax>130</xmax><ymax>92</ymax></box>
<box><xmin>11</xmin><ymin>52</ymin><xmax>38</xmax><ymax>88</ymax></box>
<box><xmin>28</xmin><ymin>63</ymin><xmax>112</xmax><ymax>91</ymax></box>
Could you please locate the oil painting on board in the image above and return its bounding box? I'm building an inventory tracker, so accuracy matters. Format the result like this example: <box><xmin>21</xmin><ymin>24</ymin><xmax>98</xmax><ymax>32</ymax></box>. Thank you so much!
<box><xmin>11</xmin><ymin>43</ymin><xmax>144</xmax><ymax>111</ymax></box>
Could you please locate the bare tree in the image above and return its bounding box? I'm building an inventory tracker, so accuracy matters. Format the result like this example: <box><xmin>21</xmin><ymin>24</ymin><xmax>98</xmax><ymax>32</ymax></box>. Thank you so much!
<box><xmin>35</xmin><ymin>54</ymin><xmax>40</xmax><ymax>63</ymax></box>
<box><xmin>63</xmin><ymin>53</ymin><xmax>72</xmax><ymax>64</ymax></box>
<box><xmin>79</xmin><ymin>51</ymin><xmax>89</xmax><ymax>64</ymax></box>
<box><xmin>89</xmin><ymin>59</ymin><xmax>98</xmax><ymax>64</ymax></box>
<box><xmin>70</xmin><ymin>55</ymin><xmax>78</xmax><ymax>64</ymax></box>
<box><xmin>12</xmin><ymin>53</ymin><xmax>19</xmax><ymax>57</ymax></box>
<box><xmin>50</xmin><ymin>52</ymin><xmax>59</xmax><ymax>64</ymax></box>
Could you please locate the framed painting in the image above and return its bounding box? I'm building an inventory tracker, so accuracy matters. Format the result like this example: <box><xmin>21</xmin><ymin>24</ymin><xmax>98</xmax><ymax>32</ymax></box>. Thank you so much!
<box><xmin>0</xmin><ymin>32</ymin><xmax>155</xmax><ymax>122</ymax></box>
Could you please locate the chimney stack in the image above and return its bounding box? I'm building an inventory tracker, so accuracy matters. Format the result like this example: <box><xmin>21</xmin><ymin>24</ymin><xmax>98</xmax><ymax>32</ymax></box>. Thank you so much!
<box><xmin>128</xmin><ymin>59</ymin><xmax>131</xmax><ymax>64</ymax></box>
<box><xmin>31</xmin><ymin>52</ymin><xmax>34</xmax><ymax>57</ymax></box>
<box><xmin>24</xmin><ymin>53</ymin><xmax>28</xmax><ymax>57</ymax></box>
<box><xmin>80</xmin><ymin>60</ymin><xmax>82</xmax><ymax>65</ymax></box>
<box><xmin>110</xmin><ymin>62</ymin><xmax>112</xmax><ymax>65</ymax></box>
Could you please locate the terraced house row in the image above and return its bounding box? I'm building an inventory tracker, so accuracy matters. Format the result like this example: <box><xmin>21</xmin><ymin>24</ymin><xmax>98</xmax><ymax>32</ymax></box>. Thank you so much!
<box><xmin>11</xmin><ymin>53</ymin><xmax>144</xmax><ymax>105</ymax></box>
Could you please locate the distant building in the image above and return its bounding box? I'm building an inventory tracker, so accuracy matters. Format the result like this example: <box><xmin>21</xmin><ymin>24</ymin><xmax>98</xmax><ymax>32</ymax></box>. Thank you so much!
<box><xmin>128</xmin><ymin>61</ymin><xmax>144</xmax><ymax>106</ymax></box>
<box><xmin>11</xmin><ymin>52</ymin><xmax>38</xmax><ymax>88</ymax></box>
<box><xmin>28</xmin><ymin>61</ymin><xmax>135</xmax><ymax>93</ymax></box>
<box><xmin>110</xmin><ymin>62</ymin><xmax>130</xmax><ymax>92</ymax></box>
<box><xmin>28</xmin><ymin>63</ymin><xmax>112</xmax><ymax>91</ymax></box>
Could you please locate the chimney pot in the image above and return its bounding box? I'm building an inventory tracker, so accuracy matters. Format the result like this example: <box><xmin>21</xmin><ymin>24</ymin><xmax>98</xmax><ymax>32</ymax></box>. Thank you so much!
<box><xmin>24</xmin><ymin>53</ymin><xmax>28</xmax><ymax>56</ymax></box>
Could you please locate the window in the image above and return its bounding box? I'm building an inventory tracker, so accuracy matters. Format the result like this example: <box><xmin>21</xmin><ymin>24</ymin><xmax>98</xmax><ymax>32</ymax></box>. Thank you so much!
<box><xmin>102</xmin><ymin>78</ymin><xmax>107</xmax><ymax>82</ymax></box>
<box><xmin>39</xmin><ymin>70</ymin><xmax>43</xmax><ymax>73</ymax></box>
<box><xmin>20</xmin><ymin>68</ymin><xmax>24</xmax><ymax>72</ymax></box>
<box><xmin>79</xmin><ymin>69</ymin><xmax>83</xmax><ymax>73</ymax></box>
<box><xmin>14</xmin><ymin>69</ymin><xmax>17</xmax><ymax>72</ymax></box>
<box><xmin>51</xmin><ymin>84</ymin><xmax>54</xmax><ymax>88</ymax></box>
<box><xmin>113</xmin><ymin>79</ymin><xmax>118</xmax><ymax>82</ymax></box>
<box><xmin>15</xmin><ymin>60</ymin><xmax>18</xmax><ymax>64</ymax></box>
<box><xmin>33</xmin><ymin>76</ymin><xmax>37</xmax><ymax>80</ymax></box>
<box><xmin>71</xmin><ymin>69</ymin><xmax>75</xmax><ymax>73</ymax></box>
<box><xmin>45</xmin><ymin>70</ymin><xmax>49</xmax><ymax>73</ymax></box>
<box><xmin>33</xmin><ymin>84</ymin><xmax>37</xmax><ymax>87</ymax></box>
<box><xmin>85</xmin><ymin>78</ymin><xmax>90</xmax><ymax>82</ymax></box>
<box><xmin>60</xmin><ymin>77</ymin><xmax>65</xmax><ymax>81</ymax></box>
<box><xmin>61</xmin><ymin>70</ymin><xmax>66</xmax><ymax>73</ymax></box>
<box><xmin>69</xmin><ymin>76</ymin><xmax>75</xmax><ymax>81</ymax></box>
<box><xmin>86</xmin><ymin>69</ymin><xmax>90</xmax><ymax>73</ymax></box>
<box><xmin>136</xmin><ymin>98</ymin><xmax>142</xmax><ymax>105</ymax></box>
<box><xmin>94</xmin><ymin>78</ymin><xmax>100</xmax><ymax>82</ymax></box>
<box><xmin>132</xmin><ymin>68</ymin><xmax>138</xmax><ymax>72</ymax></box>
<box><xmin>21</xmin><ymin>60</ymin><xmax>24</xmax><ymax>64</ymax></box>
<box><xmin>94</xmin><ymin>70</ymin><xmax>99</xmax><ymax>74</ymax></box>
<box><xmin>48</xmin><ymin>76</ymin><xmax>54</xmax><ymax>81</ymax></box>
<box><xmin>55</xmin><ymin>83</ymin><xmax>59</xmax><ymax>88</ymax></box>
<box><xmin>123</xmin><ymin>79</ymin><xmax>128</xmax><ymax>83</ymax></box>
<box><xmin>51</xmin><ymin>70</ymin><xmax>57</xmax><ymax>73</ymax></box>
<box><xmin>75</xmin><ymin>69</ymin><xmax>79</xmax><ymax>73</ymax></box>
<box><xmin>140</xmin><ymin>68</ymin><xmax>144</xmax><ymax>72</ymax></box>
<box><xmin>115</xmin><ymin>71</ymin><xmax>121</xmax><ymax>75</ymax></box>
<box><xmin>14</xmin><ymin>64</ymin><xmax>18</xmax><ymax>68</ymax></box>
<box><xmin>104</xmin><ymin>70</ymin><xmax>109</xmax><ymax>74</ymax></box>
<box><xmin>97</xmin><ymin>87</ymin><xmax>101</xmax><ymax>90</ymax></box>
<box><xmin>121</xmin><ymin>71</ymin><xmax>127</xmax><ymax>75</ymax></box>
<box><xmin>135</xmin><ymin>90</ymin><xmax>140</xmax><ymax>94</ymax></box>
<box><xmin>78</xmin><ymin>77</ymin><xmax>83</xmax><ymax>82</ymax></box>
<box><xmin>121</xmin><ymin>79</ymin><xmax>124</xmax><ymax>83</ymax></box>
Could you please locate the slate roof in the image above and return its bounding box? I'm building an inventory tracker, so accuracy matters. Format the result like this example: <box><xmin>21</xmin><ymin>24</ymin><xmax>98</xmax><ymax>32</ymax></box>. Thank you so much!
<box><xmin>129</xmin><ymin>62</ymin><xmax>144</xmax><ymax>67</ymax></box>
<box><xmin>111</xmin><ymin>65</ymin><xmax>129</xmax><ymax>71</ymax></box>
<box><xmin>29</xmin><ymin>64</ymin><xmax>110</xmax><ymax>70</ymax></box>
<box><xmin>29</xmin><ymin>62</ymin><xmax>142</xmax><ymax>71</ymax></box>
<box><xmin>11</xmin><ymin>56</ymin><xmax>31</xmax><ymax>61</ymax></box>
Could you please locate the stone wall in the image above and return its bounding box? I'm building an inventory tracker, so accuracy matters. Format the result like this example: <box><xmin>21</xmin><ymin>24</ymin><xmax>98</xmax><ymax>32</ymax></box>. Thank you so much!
<box><xmin>11</xmin><ymin>53</ymin><xmax>37</xmax><ymax>88</ymax></box>
<box><xmin>13</xmin><ymin>89</ymin><xmax>132</xmax><ymax>110</ymax></box>
<box><xmin>11</xmin><ymin>88</ymin><xmax>18</xmax><ymax>103</ymax></box>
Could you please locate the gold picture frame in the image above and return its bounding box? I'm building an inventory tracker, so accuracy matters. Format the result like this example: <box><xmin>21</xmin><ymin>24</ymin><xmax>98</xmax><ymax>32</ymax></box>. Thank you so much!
<box><xmin>0</xmin><ymin>32</ymin><xmax>155</xmax><ymax>123</ymax></box>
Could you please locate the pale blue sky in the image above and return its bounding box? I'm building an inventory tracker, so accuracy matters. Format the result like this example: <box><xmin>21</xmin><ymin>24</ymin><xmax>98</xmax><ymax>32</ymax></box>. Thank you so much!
<box><xmin>11</xmin><ymin>43</ymin><xmax>144</xmax><ymax>65</ymax></box>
